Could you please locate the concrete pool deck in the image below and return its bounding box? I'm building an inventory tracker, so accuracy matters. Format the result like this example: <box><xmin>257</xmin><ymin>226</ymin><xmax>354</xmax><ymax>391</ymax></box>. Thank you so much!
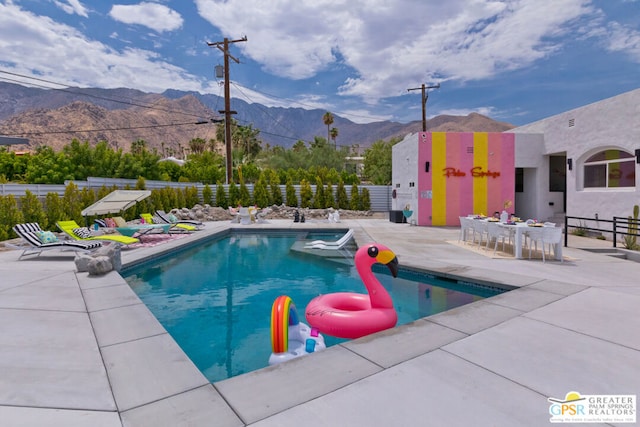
<box><xmin>1</xmin><ymin>219</ymin><xmax>639</xmax><ymax>426</ymax></box>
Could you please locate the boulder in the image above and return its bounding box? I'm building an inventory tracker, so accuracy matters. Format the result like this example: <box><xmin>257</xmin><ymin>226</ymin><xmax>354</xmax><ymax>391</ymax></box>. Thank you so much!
<box><xmin>87</xmin><ymin>256</ymin><xmax>113</xmax><ymax>276</ymax></box>
<box><xmin>74</xmin><ymin>253</ymin><xmax>93</xmax><ymax>272</ymax></box>
<box><xmin>95</xmin><ymin>244</ymin><xmax>122</xmax><ymax>272</ymax></box>
<box><xmin>74</xmin><ymin>243</ymin><xmax>121</xmax><ymax>274</ymax></box>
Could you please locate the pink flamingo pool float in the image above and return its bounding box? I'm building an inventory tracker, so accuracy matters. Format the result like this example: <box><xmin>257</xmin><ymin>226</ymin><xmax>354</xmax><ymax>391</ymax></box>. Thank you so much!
<box><xmin>305</xmin><ymin>243</ymin><xmax>399</xmax><ymax>339</ymax></box>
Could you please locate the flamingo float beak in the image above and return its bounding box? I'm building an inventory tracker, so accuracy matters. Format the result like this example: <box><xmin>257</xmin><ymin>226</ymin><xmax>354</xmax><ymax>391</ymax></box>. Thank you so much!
<box><xmin>377</xmin><ymin>249</ymin><xmax>399</xmax><ymax>278</ymax></box>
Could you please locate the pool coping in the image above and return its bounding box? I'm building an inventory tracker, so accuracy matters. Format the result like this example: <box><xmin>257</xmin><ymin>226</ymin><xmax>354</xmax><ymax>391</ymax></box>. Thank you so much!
<box><xmin>2</xmin><ymin>219</ymin><xmax>639</xmax><ymax>426</ymax></box>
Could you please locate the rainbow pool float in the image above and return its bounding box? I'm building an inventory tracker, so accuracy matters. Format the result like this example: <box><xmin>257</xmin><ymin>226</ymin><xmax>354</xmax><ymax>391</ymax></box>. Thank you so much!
<box><xmin>269</xmin><ymin>295</ymin><xmax>326</xmax><ymax>365</ymax></box>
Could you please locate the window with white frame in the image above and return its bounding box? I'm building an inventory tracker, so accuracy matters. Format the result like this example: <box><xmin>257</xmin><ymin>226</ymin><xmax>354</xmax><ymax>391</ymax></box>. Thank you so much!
<box><xmin>583</xmin><ymin>149</ymin><xmax>635</xmax><ymax>188</ymax></box>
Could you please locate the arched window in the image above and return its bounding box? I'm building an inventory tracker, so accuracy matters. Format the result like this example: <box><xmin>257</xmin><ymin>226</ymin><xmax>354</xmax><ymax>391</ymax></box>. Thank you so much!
<box><xmin>583</xmin><ymin>149</ymin><xmax>635</xmax><ymax>188</ymax></box>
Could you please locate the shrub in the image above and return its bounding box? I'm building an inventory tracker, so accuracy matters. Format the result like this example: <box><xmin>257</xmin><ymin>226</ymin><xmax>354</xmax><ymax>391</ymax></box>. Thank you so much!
<box><xmin>228</xmin><ymin>182</ymin><xmax>240</xmax><ymax>207</ymax></box>
<box><xmin>325</xmin><ymin>182</ymin><xmax>335</xmax><ymax>208</ymax></box>
<box><xmin>238</xmin><ymin>182</ymin><xmax>252</xmax><ymax>206</ymax></box>
<box><xmin>202</xmin><ymin>184</ymin><xmax>213</xmax><ymax>205</ymax></box>
<box><xmin>20</xmin><ymin>190</ymin><xmax>47</xmax><ymax>226</ymax></box>
<box><xmin>253</xmin><ymin>175</ymin><xmax>270</xmax><ymax>208</ymax></box>
<box><xmin>336</xmin><ymin>180</ymin><xmax>349</xmax><ymax>209</ymax></box>
<box><xmin>0</xmin><ymin>194</ymin><xmax>23</xmax><ymax>240</ymax></box>
<box><xmin>216</xmin><ymin>182</ymin><xmax>228</xmax><ymax>207</ymax></box>
<box><xmin>285</xmin><ymin>178</ymin><xmax>297</xmax><ymax>207</ymax></box>
<box><xmin>184</xmin><ymin>186</ymin><xmax>200</xmax><ymax>208</ymax></box>
<box><xmin>360</xmin><ymin>187</ymin><xmax>371</xmax><ymax>210</ymax></box>
<box><xmin>313</xmin><ymin>178</ymin><xmax>325</xmax><ymax>209</ymax></box>
<box><xmin>349</xmin><ymin>184</ymin><xmax>360</xmax><ymax>210</ymax></box>
<box><xmin>300</xmin><ymin>179</ymin><xmax>313</xmax><ymax>208</ymax></box>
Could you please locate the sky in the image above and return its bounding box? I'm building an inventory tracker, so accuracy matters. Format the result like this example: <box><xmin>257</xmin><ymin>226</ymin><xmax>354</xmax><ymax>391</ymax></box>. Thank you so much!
<box><xmin>0</xmin><ymin>0</ymin><xmax>638</xmax><ymax>127</ymax></box>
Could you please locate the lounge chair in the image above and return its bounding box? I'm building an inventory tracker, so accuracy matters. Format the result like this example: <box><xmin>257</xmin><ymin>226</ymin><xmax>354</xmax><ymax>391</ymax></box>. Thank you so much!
<box><xmin>304</xmin><ymin>229</ymin><xmax>354</xmax><ymax>250</ymax></box>
<box><xmin>9</xmin><ymin>223</ymin><xmax>102</xmax><ymax>260</ymax></box>
<box><xmin>101</xmin><ymin>214</ymin><xmax>166</xmax><ymax>236</ymax></box>
<box><xmin>154</xmin><ymin>210</ymin><xmax>203</xmax><ymax>231</ymax></box>
<box><xmin>56</xmin><ymin>220</ymin><xmax>139</xmax><ymax>245</ymax></box>
<box><xmin>140</xmin><ymin>213</ymin><xmax>193</xmax><ymax>234</ymax></box>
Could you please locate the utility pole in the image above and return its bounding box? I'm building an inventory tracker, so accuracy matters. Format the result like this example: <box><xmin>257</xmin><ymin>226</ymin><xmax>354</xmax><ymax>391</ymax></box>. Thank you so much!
<box><xmin>407</xmin><ymin>83</ymin><xmax>440</xmax><ymax>132</ymax></box>
<box><xmin>207</xmin><ymin>36</ymin><xmax>247</xmax><ymax>184</ymax></box>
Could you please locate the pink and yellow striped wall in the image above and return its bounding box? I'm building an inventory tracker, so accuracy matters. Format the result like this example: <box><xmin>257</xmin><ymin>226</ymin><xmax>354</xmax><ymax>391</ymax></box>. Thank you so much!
<box><xmin>417</xmin><ymin>132</ymin><xmax>515</xmax><ymax>226</ymax></box>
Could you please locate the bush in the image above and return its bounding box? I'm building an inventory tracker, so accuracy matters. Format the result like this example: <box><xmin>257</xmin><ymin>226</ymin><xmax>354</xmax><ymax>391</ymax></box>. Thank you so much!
<box><xmin>228</xmin><ymin>182</ymin><xmax>240</xmax><ymax>207</ymax></box>
<box><xmin>336</xmin><ymin>180</ymin><xmax>349</xmax><ymax>209</ymax></box>
<box><xmin>325</xmin><ymin>183</ymin><xmax>335</xmax><ymax>208</ymax></box>
<box><xmin>184</xmin><ymin>186</ymin><xmax>200</xmax><ymax>208</ymax></box>
<box><xmin>285</xmin><ymin>178</ymin><xmax>297</xmax><ymax>207</ymax></box>
<box><xmin>300</xmin><ymin>179</ymin><xmax>313</xmax><ymax>208</ymax></box>
<box><xmin>360</xmin><ymin>187</ymin><xmax>371</xmax><ymax>210</ymax></box>
<box><xmin>349</xmin><ymin>184</ymin><xmax>360</xmax><ymax>210</ymax></box>
<box><xmin>238</xmin><ymin>182</ymin><xmax>252</xmax><ymax>206</ymax></box>
<box><xmin>202</xmin><ymin>184</ymin><xmax>213</xmax><ymax>205</ymax></box>
<box><xmin>313</xmin><ymin>178</ymin><xmax>325</xmax><ymax>208</ymax></box>
<box><xmin>253</xmin><ymin>175</ymin><xmax>270</xmax><ymax>208</ymax></box>
<box><xmin>20</xmin><ymin>190</ymin><xmax>47</xmax><ymax>226</ymax></box>
<box><xmin>216</xmin><ymin>182</ymin><xmax>228</xmax><ymax>207</ymax></box>
<box><xmin>0</xmin><ymin>194</ymin><xmax>23</xmax><ymax>240</ymax></box>
<box><xmin>44</xmin><ymin>192</ymin><xmax>64</xmax><ymax>230</ymax></box>
<box><xmin>269</xmin><ymin>171</ymin><xmax>283</xmax><ymax>206</ymax></box>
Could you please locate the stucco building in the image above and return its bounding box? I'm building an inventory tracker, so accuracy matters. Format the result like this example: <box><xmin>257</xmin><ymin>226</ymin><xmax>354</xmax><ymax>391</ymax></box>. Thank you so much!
<box><xmin>392</xmin><ymin>88</ymin><xmax>640</xmax><ymax>226</ymax></box>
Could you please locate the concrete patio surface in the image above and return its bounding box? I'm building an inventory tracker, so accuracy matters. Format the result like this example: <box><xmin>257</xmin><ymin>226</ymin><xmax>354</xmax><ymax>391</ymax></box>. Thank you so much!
<box><xmin>0</xmin><ymin>219</ymin><xmax>638</xmax><ymax>426</ymax></box>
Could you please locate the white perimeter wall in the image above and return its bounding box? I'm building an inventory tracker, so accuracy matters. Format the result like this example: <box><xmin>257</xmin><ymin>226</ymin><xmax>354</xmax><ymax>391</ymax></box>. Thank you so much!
<box><xmin>391</xmin><ymin>133</ymin><xmax>419</xmax><ymax>214</ymax></box>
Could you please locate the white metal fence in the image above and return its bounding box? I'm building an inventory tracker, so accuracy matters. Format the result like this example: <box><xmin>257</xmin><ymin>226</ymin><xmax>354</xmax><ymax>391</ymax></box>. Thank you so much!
<box><xmin>1</xmin><ymin>177</ymin><xmax>393</xmax><ymax>212</ymax></box>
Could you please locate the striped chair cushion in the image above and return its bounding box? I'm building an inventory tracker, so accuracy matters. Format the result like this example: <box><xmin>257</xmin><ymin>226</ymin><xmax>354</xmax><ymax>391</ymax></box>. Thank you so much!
<box><xmin>72</xmin><ymin>227</ymin><xmax>92</xmax><ymax>239</ymax></box>
<box><xmin>13</xmin><ymin>223</ymin><xmax>45</xmax><ymax>247</ymax></box>
<box><xmin>15</xmin><ymin>222</ymin><xmax>43</xmax><ymax>233</ymax></box>
<box><xmin>64</xmin><ymin>240</ymin><xmax>102</xmax><ymax>250</ymax></box>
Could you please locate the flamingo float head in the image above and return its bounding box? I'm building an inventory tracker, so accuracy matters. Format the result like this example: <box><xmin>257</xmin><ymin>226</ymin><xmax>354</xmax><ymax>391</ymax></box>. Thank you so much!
<box><xmin>357</xmin><ymin>243</ymin><xmax>399</xmax><ymax>277</ymax></box>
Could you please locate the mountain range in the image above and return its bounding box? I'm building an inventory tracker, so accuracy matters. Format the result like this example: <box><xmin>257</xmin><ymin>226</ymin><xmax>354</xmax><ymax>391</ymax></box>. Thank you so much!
<box><xmin>0</xmin><ymin>82</ymin><xmax>514</xmax><ymax>154</ymax></box>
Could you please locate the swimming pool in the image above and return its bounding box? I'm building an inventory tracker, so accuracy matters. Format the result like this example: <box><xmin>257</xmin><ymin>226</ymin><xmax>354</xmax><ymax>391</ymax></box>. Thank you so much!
<box><xmin>123</xmin><ymin>230</ymin><xmax>506</xmax><ymax>382</ymax></box>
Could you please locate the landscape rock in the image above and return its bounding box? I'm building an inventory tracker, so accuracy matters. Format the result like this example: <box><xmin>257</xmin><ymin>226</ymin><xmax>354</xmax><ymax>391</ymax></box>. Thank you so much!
<box><xmin>87</xmin><ymin>256</ymin><xmax>112</xmax><ymax>276</ymax></box>
<box><xmin>95</xmin><ymin>244</ymin><xmax>122</xmax><ymax>272</ymax></box>
<box><xmin>169</xmin><ymin>204</ymin><xmax>378</xmax><ymax>223</ymax></box>
<box><xmin>74</xmin><ymin>253</ymin><xmax>92</xmax><ymax>272</ymax></box>
<box><xmin>74</xmin><ymin>243</ymin><xmax>121</xmax><ymax>274</ymax></box>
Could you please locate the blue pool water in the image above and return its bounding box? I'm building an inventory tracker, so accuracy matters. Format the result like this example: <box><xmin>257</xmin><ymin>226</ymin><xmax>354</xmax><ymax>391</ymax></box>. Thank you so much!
<box><xmin>123</xmin><ymin>231</ymin><xmax>506</xmax><ymax>382</ymax></box>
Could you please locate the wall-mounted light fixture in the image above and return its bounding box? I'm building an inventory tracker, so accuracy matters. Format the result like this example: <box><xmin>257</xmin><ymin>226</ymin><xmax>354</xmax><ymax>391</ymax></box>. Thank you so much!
<box><xmin>635</xmin><ymin>149</ymin><xmax>640</xmax><ymax>164</ymax></box>
<box><xmin>567</xmin><ymin>158</ymin><xmax>573</xmax><ymax>170</ymax></box>
<box><xmin>425</xmin><ymin>161</ymin><xmax>430</xmax><ymax>173</ymax></box>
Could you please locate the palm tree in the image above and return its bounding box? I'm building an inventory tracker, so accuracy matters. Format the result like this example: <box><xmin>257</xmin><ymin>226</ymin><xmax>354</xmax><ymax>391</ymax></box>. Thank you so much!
<box><xmin>322</xmin><ymin>112</ymin><xmax>334</xmax><ymax>147</ymax></box>
<box><xmin>329</xmin><ymin>127</ymin><xmax>339</xmax><ymax>149</ymax></box>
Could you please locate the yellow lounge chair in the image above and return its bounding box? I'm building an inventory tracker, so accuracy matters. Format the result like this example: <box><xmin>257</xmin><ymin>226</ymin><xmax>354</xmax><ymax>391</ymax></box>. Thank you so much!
<box><xmin>56</xmin><ymin>220</ymin><xmax>139</xmax><ymax>245</ymax></box>
<box><xmin>141</xmin><ymin>213</ymin><xmax>196</xmax><ymax>233</ymax></box>
<box><xmin>155</xmin><ymin>210</ymin><xmax>202</xmax><ymax>230</ymax></box>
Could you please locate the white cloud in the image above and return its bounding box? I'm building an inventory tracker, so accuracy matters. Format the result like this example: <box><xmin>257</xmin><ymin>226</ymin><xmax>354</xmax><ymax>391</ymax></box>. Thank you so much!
<box><xmin>604</xmin><ymin>22</ymin><xmax>640</xmax><ymax>62</ymax></box>
<box><xmin>194</xmin><ymin>0</ymin><xmax>597</xmax><ymax>103</ymax></box>
<box><xmin>54</xmin><ymin>0</ymin><xmax>89</xmax><ymax>17</ymax></box>
<box><xmin>109</xmin><ymin>2</ymin><xmax>183</xmax><ymax>33</ymax></box>
<box><xmin>436</xmin><ymin>106</ymin><xmax>498</xmax><ymax>118</ymax></box>
<box><xmin>339</xmin><ymin>109</ymin><xmax>392</xmax><ymax>124</ymax></box>
<box><xmin>0</xmin><ymin>3</ymin><xmax>200</xmax><ymax>92</ymax></box>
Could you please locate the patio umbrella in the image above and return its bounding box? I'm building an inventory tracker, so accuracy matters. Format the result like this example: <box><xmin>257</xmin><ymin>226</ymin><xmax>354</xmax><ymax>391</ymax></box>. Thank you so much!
<box><xmin>81</xmin><ymin>190</ymin><xmax>151</xmax><ymax>216</ymax></box>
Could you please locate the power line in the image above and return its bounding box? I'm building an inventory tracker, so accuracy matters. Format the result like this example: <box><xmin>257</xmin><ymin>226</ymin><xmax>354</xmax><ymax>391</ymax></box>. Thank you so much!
<box><xmin>0</xmin><ymin>69</ymin><xmax>216</xmax><ymax>121</ymax></box>
<box><xmin>232</xmin><ymin>82</ymin><xmax>388</xmax><ymax>124</ymax></box>
<box><xmin>1</xmin><ymin>68</ymin><xmax>356</xmax><ymax>149</ymax></box>
<box><xmin>0</xmin><ymin>121</ymin><xmax>213</xmax><ymax>137</ymax></box>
